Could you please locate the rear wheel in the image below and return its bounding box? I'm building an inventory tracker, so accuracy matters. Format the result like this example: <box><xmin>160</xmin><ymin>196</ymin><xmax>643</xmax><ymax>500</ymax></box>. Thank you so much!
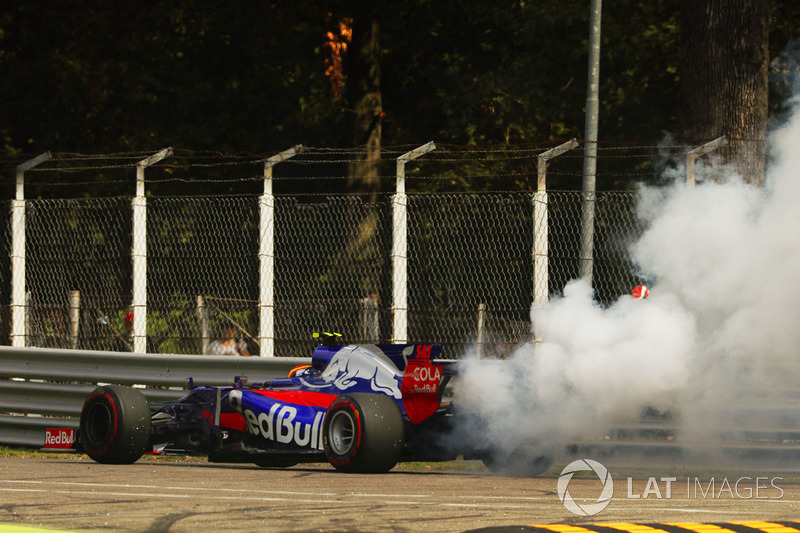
<box><xmin>323</xmin><ymin>393</ymin><xmax>404</xmax><ymax>473</ymax></box>
<box><xmin>79</xmin><ymin>385</ymin><xmax>151</xmax><ymax>464</ymax></box>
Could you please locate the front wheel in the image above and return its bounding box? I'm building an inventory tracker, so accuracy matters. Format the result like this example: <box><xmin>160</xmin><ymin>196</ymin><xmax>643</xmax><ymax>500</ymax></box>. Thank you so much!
<box><xmin>79</xmin><ymin>385</ymin><xmax>151</xmax><ymax>464</ymax></box>
<box><xmin>323</xmin><ymin>393</ymin><xmax>404</xmax><ymax>473</ymax></box>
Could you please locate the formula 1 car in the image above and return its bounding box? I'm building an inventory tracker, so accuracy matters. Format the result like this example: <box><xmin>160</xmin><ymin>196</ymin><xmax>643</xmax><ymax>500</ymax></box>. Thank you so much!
<box><xmin>77</xmin><ymin>342</ymin><xmax>476</xmax><ymax>473</ymax></box>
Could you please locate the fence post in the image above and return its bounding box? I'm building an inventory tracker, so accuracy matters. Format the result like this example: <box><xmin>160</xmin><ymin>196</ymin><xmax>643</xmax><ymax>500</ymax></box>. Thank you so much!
<box><xmin>69</xmin><ymin>290</ymin><xmax>80</xmax><ymax>349</ymax></box>
<box><xmin>11</xmin><ymin>152</ymin><xmax>51</xmax><ymax>348</ymax></box>
<box><xmin>534</xmin><ymin>139</ymin><xmax>578</xmax><ymax>308</ymax></box>
<box><xmin>580</xmin><ymin>0</ymin><xmax>603</xmax><ymax>284</ymax></box>
<box><xmin>476</xmin><ymin>303</ymin><xmax>486</xmax><ymax>358</ymax></box>
<box><xmin>362</xmin><ymin>294</ymin><xmax>379</xmax><ymax>342</ymax></box>
<box><xmin>197</xmin><ymin>294</ymin><xmax>209</xmax><ymax>355</ymax></box>
<box><xmin>132</xmin><ymin>148</ymin><xmax>172</xmax><ymax>354</ymax></box>
<box><xmin>259</xmin><ymin>145</ymin><xmax>303</xmax><ymax>357</ymax></box>
<box><xmin>25</xmin><ymin>291</ymin><xmax>31</xmax><ymax>342</ymax></box>
<box><xmin>393</xmin><ymin>142</ymin><xmax>436</xmax><ymax>344</ymax></box>
<box><xmin>686</xmin><ymin>136</ymin><xmax>727</xmax><ymax>187</ymax></box>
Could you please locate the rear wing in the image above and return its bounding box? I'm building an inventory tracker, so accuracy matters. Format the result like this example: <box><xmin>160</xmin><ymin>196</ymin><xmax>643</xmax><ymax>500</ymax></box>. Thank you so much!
<box><xmin>400</xmin><ymin>344</ymin><xmax>452</xmax><ymax>423</ymax></box>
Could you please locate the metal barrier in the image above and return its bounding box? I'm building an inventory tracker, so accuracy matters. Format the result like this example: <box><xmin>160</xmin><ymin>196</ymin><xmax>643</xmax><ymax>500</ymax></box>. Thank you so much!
<box><xmin>3</xmin><ymin>346</ymin><xmax>800</xmax><ymax>470</ymax></box>
<box><xmin>0</xmin><ymin>346</ymin><xmax>307</xmax><ymax>448</ymax></box>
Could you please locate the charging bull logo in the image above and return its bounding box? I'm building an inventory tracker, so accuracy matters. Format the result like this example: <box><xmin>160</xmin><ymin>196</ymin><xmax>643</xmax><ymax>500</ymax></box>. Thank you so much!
<box><xmin>228</xmin><ymin>390</ymin><xmax>325</xmax><ymax>450</ymax></box>
<box><xmin>310</xmin><ymin>345</ymin><xmax>403</xmax><ymax>399</ymax></box>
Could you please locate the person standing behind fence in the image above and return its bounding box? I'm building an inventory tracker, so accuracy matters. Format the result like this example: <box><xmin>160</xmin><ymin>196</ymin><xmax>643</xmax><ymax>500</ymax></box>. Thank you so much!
<box><xmin>115</xmin><ymin>311</ymin><xmax>157</xmax><ymax>353</ymax></box>
<box><xmin>208</xmin><ymin>320</ymin><xmax>251</xmax><ymax>356</ymax></box>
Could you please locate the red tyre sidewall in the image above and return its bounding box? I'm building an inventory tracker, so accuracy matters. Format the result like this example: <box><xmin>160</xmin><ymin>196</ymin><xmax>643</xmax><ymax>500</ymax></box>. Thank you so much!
<box><xmin>323</xmin><ymin>397</ymin><xmax>363</xmax><ymax>468</ymax></box>
<box><xmin>80</xmin><ymin>389</ymin><xmax>120</xmax><ymax>458</ymax></box>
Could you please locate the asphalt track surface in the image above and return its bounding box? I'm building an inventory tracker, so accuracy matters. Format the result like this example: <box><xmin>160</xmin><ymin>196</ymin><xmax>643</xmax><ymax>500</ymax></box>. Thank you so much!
<box><xmin>1</xmin><ymin>456</ymin><xmax>800</xmax><ymax>532</ymax></box>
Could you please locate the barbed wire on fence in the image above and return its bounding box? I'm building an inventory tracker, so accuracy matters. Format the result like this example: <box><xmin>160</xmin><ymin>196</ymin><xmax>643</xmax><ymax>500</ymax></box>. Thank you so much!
<box><xmin>0</xmin><ymin>141</ymin><xmax>728</xmax><ymax>174</ymax></box>
<box><xmin>1</xmin><ymin>140</ymin><xmax>746</xmax><ymax>356</ymax></box>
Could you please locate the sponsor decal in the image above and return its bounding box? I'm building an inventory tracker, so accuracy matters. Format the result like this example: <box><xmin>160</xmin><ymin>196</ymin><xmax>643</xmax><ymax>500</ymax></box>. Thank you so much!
<box><xmin>301</xmin><ymin>346</ymin><xmax>403</xmax><ymax>399</ymax></box>
<box><xmin>44</xmin><ymin>428</ymin><xmax>75</xmax><ymax>449</ymax></box>
<box><xmin>410</xmin><ymin>364</ymin><xmax>441</xmax><ymax>393</ymax></box>
<box><xmin>228</xmin><ymin>390</ymin><xmax>325</xmax><ymax>450</ymax></box>
<box><xmin>400</xmin><ymin>344</ymin><xmax>442</xmax><ymax>423</ymax></box>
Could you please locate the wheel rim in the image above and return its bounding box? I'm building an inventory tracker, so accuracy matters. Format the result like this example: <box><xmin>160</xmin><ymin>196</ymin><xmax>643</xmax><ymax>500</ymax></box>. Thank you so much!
<box><xmin>85</xmin><ymin>402</ymin><xmax>112</xmax><ymax>445</ymax></box>
<box><xmin>328</xmin><ymin>410</ymin><xmax>355</xmax><ymax>455</ymax></box>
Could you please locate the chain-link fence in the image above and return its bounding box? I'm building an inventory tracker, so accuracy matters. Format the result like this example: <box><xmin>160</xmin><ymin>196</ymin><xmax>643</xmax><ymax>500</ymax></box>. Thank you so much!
<box><xmin>1</xmin><ymin>190</ymin><xmax>646</xmax><ymax>358</ymax></box>
<box><xmin>408</xmin><ymin>193</ymin><xmax>535</xmax><ymax>357</ymax></box>
<box><xmin>9</xmin><ymin>197</ymin><xmax>132</xmax><ymax>351</ymax></box>
<box><xmin>148</xmin><ymin>196</ymin><xmax>260</xmax><ymax>354</ymax></box>
<box><xmin>3</xmin><ymin>142</ymin><xmax>695</xmax><ymax>358</ymax></box>
<box><xmin>0</xmin><ymin>203</ymin><xmax>9</xmax><ymax>344</ymax></box>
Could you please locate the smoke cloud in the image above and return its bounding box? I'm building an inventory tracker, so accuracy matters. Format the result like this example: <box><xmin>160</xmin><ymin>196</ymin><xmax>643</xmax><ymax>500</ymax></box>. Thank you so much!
<box><xmin>453</xmin><ymin>95</ymin><xmax>800</xmax><ymax>470</ymax></box>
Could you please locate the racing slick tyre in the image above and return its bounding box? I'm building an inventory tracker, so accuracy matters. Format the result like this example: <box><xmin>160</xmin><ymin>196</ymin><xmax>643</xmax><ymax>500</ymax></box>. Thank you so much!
<box><xmin>79</xmin><ymin>385</ymin><xmax>152</xmax><ymax>464</ymax></box>
<box><xmin>323</xmin><ymin>393</ymin><xmax>404</xmax><ymax>473</ymax></box>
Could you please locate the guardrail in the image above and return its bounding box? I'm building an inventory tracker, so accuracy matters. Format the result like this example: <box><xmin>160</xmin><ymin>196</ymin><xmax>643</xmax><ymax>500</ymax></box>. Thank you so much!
<box><xmin>0</xmin><ymin>346</ymin><xmax>307</xmax><ymax>448</ymax></box>
<box><xmin>3</xmin><ymin>346</ymin><xmax>800</xmax><ymax>471</ymax></box>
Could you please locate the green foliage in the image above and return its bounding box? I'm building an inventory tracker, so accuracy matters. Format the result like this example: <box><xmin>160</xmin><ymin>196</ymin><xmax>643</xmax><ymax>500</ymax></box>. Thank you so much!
<box><xmin>0</xmin><ymin>0</ymin><xmax>343</xmax><ymax>155</ymax></box>
<box><xmin>146</xmin><ymin>302</ymin><xmax>253</xmax><ymax>355</ymax></box>
<box><xmin>0</xmin><ymin>0</ymin><xmax>798</xmax><ymax>195</ymax></box>
<box><xmin>381</xmin><ymin>0</ymin><xmax>684</xmax><ymax>145</ymax></box>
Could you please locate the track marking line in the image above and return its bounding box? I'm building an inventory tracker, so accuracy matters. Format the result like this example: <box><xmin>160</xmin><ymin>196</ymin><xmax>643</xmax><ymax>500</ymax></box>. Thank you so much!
<box><xmin>0</xmin><ymin>480</ymin><xmax>336</xmax><ymax>497</ymax></box>
<box><xmin>1</xmin><ymin>480</ymin><xmax>552</xmax><ymax>503</ymax></box>
<box><xmin>0</xmin><ymin>487</ymin><xmax>543</xmax><ymax>511</ymax></box>
<box><xmin>0</xmin><ymin>487</ymin><xmax>332</xmax><ymax>504</ymax></box>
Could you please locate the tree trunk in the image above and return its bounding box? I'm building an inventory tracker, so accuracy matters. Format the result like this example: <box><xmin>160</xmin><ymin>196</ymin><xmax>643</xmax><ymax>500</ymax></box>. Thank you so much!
<box><xmin>345</xmin><ymin>2</ymin><xmax>383</xmax><ymax>197</ymax></box>
<box><xmin>680</xmin><ymin>0</ymin><xmax>769</xmax><ymax>186</ymax></box>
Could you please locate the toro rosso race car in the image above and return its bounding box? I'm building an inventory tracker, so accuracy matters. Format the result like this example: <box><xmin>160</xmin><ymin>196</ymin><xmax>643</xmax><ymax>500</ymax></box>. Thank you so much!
<box><xmin>76</xmin><ymin>342</ymin><xmax>488</xmax><ymax>473</ymax></box>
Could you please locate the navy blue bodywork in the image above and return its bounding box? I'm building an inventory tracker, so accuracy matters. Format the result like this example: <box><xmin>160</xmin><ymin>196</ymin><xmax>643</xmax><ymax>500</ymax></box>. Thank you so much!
<box><xmin>145</xmin><ymin>343</ymin><xmax>461</xmax><ymax>465</ymax></box>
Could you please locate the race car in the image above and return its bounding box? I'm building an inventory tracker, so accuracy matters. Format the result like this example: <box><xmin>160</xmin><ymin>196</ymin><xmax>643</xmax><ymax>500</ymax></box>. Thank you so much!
<box><xmin>76</xmin><ymin>341</ymin><xmax>472</xmax><ymax>473</ymax></box>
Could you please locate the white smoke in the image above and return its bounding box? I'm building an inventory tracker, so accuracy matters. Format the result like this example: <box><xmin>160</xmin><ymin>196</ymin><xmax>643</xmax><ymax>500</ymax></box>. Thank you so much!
<box><xmin>454</xmin><ymin>95</ymin><xmax>800</xmax><ymax>467</ymax></box>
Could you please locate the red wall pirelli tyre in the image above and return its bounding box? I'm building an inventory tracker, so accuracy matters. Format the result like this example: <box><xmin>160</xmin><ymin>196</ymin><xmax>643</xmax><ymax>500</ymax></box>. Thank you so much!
<box><xmin>79</xmin><ymin>385</ymin><xmax>152</xmax><ymax>464</ymax></box>
<box><xmin>322</xmin><ymin>393</ymin><xmax>404</xmax><ymax>473</ymax></box>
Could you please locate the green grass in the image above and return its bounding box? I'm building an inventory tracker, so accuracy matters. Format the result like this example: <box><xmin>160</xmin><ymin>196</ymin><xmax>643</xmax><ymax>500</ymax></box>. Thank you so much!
<box><xmin>0</xmin><ymin>446</ymin><xmax>204</xmax><ymax>462</ymax></box>
<box><xmin>0</xmin><ymin>446</ymin><xmax>53</xmax><ymax>458</ymax></box>
<box><xmin>394</xmin><ymin>459</ymin><xmax>490</xmax><ymax>473</ymax></box>
<box><xmin>0</xmin><ymin>446</ymin><xmax>489</xmax><ymax>472</ymax></box>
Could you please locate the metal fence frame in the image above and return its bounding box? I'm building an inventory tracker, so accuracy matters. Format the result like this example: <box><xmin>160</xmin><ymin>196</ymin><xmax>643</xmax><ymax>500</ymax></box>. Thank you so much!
<box><xmin>1</xmin><ymin>139</ymin><xmax>728</xmax><ymax>358</ymax></box>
